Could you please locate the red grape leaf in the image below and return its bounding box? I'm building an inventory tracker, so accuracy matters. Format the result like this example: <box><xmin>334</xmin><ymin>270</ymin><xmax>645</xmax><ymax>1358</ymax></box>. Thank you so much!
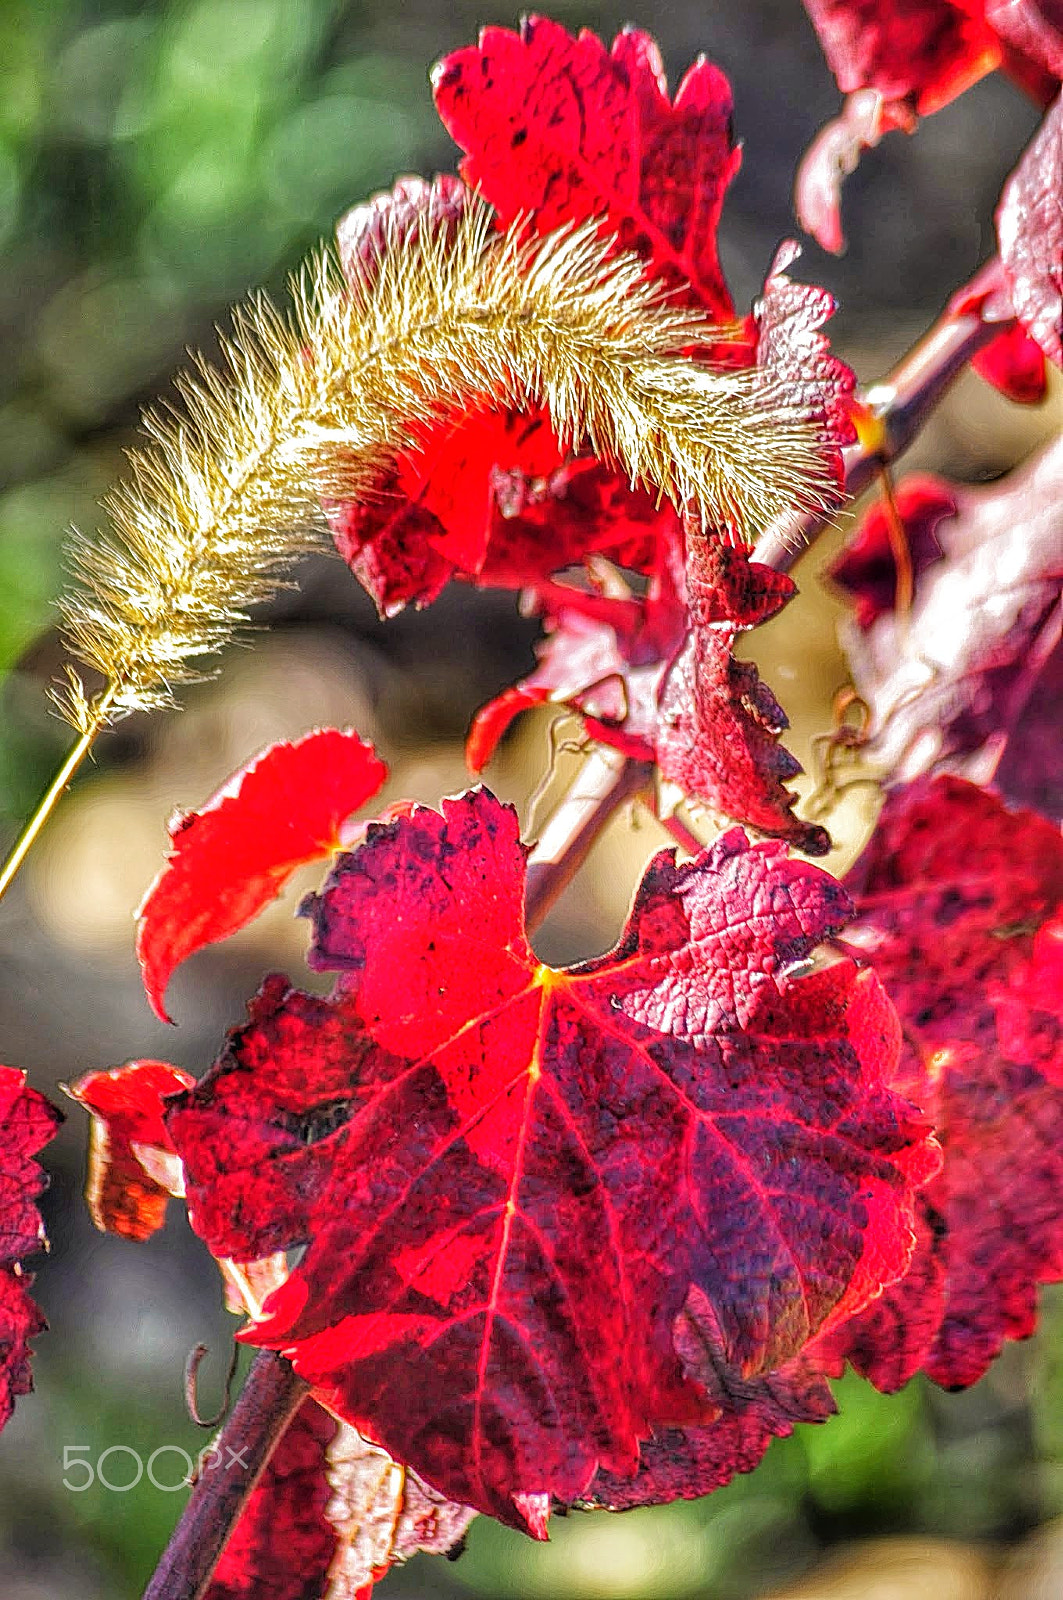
<box><xmin>471</xmin><ymin>536</ymin><xmax>830</xmax><ymax>853</ymax></box>
<box><xmin>168</xmin><ymin>789</ymin><xmax>937</xmax><ymax>1523</ymax></box>
<box><xmin>0</xmin><ymin>1066</ymin><xmax>61</xmax><ymax>1430</ymax></box>
<box><xmin>797</xmin><ymin>4</ymin><xmax>1060</xmax><ymax>254</ymax></box>
<box><xmin>203</xmin><ymin>1397</ymin><xmax>338</xmax><ymax>1600</ymax></box>
<box><xmin>997</xmin><ymin>93</ymin><xmax>1063</xmax><ymax>368</ymax></box>
<box><xmin>433</xmin><ymin>16</ymin><xmax>741</xmax><ymax>320</ymax></box>
<box><xmin>656</xmin><ymin>544</ymin><xmax>832</xmax><ymax>855</ymax></box>
<box><xmin>328</xmin><ymin>402</ymin><xmax>675</xmax><ymax>616</ymax></box>
<box><xmin>327</xmin><ymin>174</ymin><xmax>684</xmax><ymax>612</ymax></box>
<box><xmin>136</xmin><ymin>728</ymin><xmax>387</xmax><ymax>1023</ymax></box>
<box><xmin>65</xmin><ymin>1060</ymin><xmax>194</xmax><ymax>1241</ymax></box>
<box><xmin>831</xmin><ymin>474</ymin><xmax>957</xmax><ymax>630</ymax></box>
<box><xmin>947</xmin><ymin>262</ymin><xmax>1050</xmax><ymax>402</ymax></box>
<box><xmin>820</xmin><ymin>778</ymin><xmax>1063</xmax><ymax>1390</ymax></box>
<box><xmin>801</xmin><ymin>0</ymin><xmax>1003</xmax><ymax>116</ymax></box>
<box><xmin>830</xmin><ymin>440</ymin><xmax>1063</xmax><ymax>809</ymax></box>
<box><xmin>326</xmin><ymin>1423</ymin><xmax>476</xmax><ymax>1593</ymax></box>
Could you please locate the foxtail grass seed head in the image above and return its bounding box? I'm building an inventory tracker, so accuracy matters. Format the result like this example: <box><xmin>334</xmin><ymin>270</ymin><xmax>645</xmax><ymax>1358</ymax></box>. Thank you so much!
<box><xmin>56</xmin><ymin>198</ymin><xmax>835</xmax><ymax>731</ymax></box>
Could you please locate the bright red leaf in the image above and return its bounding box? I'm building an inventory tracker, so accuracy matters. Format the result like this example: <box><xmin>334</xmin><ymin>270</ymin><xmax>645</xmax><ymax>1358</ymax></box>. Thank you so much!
<box><xmin>820</xmin><ymin>778</ymin><xmax>1063</xmax><ymax>1390</ymax></box>
<box><xmin>168</xmin><ymin>789</ymin><xmax>936</xmax><ymax>1524</ymax></box>
<box><xmin>66</xmin><ymin>1060</ymin><xmax>194</xmax><ymax>1241</ymax></box>
<box><xmin>328</xmin><ymin>399</ymin><xmax>675</xmax><ymax>617</ymax></box>
<box><xmin>970</xmin><ymin>319</ymin><xmax>1049</xmax><ymax>401</ymax></box>
<box><xmin>0</xmin><ymin>1066</ymin><xmax>61</xmax><ymax>1431</ymax></box>
<box><xmin>433</xmin><ymin>15</ymin><xmax>741</xmax><ymax>320</ymax></box>
<box><xmin>997</xmin><ymin>93</ymin><xmax>1063</xmax><ymax>368</ymax></box>
<box><xmin>204</xmin><ymin>1397</ymin><xmax>338</xmax><ymax>1600</ymax></box>
<box><xmin>830</xmin><ymin>439</ymin><xmax>1063</xmax><ymax>806</ymax></box>
<box><xmin>136</xmin><ymin>728</ymin><xmax>387</xmax><ymax>1023</ymax></box>
<box><xmin>471</xmin><ymin>535</ymin><xmax>830</xmax><ymax>854</ymax></box>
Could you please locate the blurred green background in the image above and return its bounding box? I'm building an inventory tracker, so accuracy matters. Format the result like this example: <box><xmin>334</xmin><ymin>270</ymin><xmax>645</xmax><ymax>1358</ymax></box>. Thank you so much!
<box><xmin>0</xmin><ymin>1</ymin><xmax>1060</xmax><ymax>1597</ymax></box>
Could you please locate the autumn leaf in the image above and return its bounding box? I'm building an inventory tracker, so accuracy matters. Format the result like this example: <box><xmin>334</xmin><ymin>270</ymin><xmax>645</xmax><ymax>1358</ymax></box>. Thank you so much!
<box><xmin>329</xmin><ymin>27</ymin><xmax>852</xmax><ymax>612</ymax></box>
<box><xmin>203</xmin><ymin>1397</ymin><xmax>338</xmax><ymax>1600</ymax></box>
<box><xmin>797</xmin><ymin>2</ymin><xmax>1060</xmax><ymax>253</ymax></box>
<box><xmin>819</xmin><ymin>777</ymin><xmax>1063</xmax><ymax>1390</ymax></box>
<box><xmin>829</xmin><ymin>439</ymin><xmax>1063</xmax><ymax>811</ymax></box>
<box><xmin>802</xmin><ymin>0</ymin><xmax>1003</xmax><ymax>117</ymax></box>
<box><xmin>471</xmin><ymin>533</ymin><xmax>830</xmax><ymax>853</ymax></box>
<box><xmin>754</xmin><ymin>243</ymin><xmax>856</xmax><ymax>490</ymax></box>
<box><xmin>65</xmin><ymin>1060</ymin><xmax>194</xmax><ymax>1241</ymax></box>
<box><xmin>997</xmin><ymin>92</ymin><xmax>1063</xmax><ymax>367</ymax></box>
<box><xmin>136</xmin><ymin>729</ymin><xmax>387</xmax><ymax>1023</ymax></box>
<box><xmin>0</xmin><ymin>1067</ymin><xmax>61</xmax><ymax>1431</ymax></box>
<box><xmin>168</xmin><ymin>790</ymin><xmax>936</xmax><ymax>1523</ymax></box>
<box><xmin>433</xmin><ymin>15</ymin><xmax>741</xmax><ymax>320</ymax></box>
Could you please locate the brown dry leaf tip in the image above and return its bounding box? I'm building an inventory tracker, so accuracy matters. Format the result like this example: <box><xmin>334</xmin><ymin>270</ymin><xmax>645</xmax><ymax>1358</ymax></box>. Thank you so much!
<box><xmin>55</xmin><ymin>196</ymin><xmax>835</xmax><ymax>732</ymax></box>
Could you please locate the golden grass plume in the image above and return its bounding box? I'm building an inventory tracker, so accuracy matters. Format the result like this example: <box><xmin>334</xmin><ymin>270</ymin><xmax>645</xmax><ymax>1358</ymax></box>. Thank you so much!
<box><xmin>57</xmin><ymin>192</ymin><xmax>835</xmax><ymax>732</ymax></box>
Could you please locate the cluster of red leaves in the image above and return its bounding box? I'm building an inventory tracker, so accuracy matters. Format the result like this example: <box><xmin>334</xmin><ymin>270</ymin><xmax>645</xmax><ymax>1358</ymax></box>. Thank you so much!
<box><xmin>829</xmin><ymin>436</ymin><xmax>1063</xmax><ymax>815</ymax></box>
<box><xmin>819</xmin><ymin>777</ymin><xmax>1063</xmax><ymax>1390</ymax></box>
<box><xmin>40</xmin><ymin>12</ymin><xmax>1063</xmax><ymax>1600</ymax></box>
<box><xmin>330</xmin><ymin>16</ymin><xmax>855</xmax><ymax>618</ymax></box>
<box><xmin>0</xmin><ymin>1068</ymin><xmax>60</xmax><ymax>1431</ymax></box>
<box><xmin>798</xmin><ymin>0</ymin><xmax>1060</xmax><ymax>390</ymax></box>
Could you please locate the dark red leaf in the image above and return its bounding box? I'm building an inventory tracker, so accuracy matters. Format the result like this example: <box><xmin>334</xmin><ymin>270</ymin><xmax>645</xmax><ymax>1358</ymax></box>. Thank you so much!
<box><xmin>66</xmin><ymin>1060</ymin><xmax>194</xmax><ymax>1241</ymax></box>
<box><xmin>0</xmin><ymin>1066</ymin><xmax>61</xmax><ymax>1430</ymax></box>
<box><xmin>823</xmin><ymin>778</ymin><xmax>1063</xmax><ymax>1390</ymax></box>
<box><xmin>830</xmin><ymin>475</ymin><xmax>957</xmax><ymax>630</ymax></box>
<box><xmin>992</xmin><ymin>632</ymin><xmax>1063</xmax><ymax>820</ymax></box>
<box><xmin>657</xmin><ymin>545</ymin><xmax>831</xmax><ymax>854</ymax></box>
<box><xmin>801</xmin><ymin>0</ymin><xmax>1003</xmax><ymax>116</ymax></box>
<box><xmin>798</xmin><ymin>4</ymin><xmax>1061</xmax><ymax>251</ymax></box>
<box><xmin>433</xmin><ymin>16</ymin><xmax>741</xmax><ymax>320</ymax></box>
<box><xmin>204</xmin><ymin>1398</ymin><xmax>338</xmax><ymax>1600</ymax></box>
<box><xmin>168</xmin><ymin>790</ymin><xmax>936</xmax><ymax>1523</ymax></box>
<box><xmin>471</xmin><ymin>536</ymin><xmax>830</xmax><ymax>853</ymax></box>
<box><xmin>830</xmin><ymin>440</ymin><xmax>1063</xmax><ymax>802</ymax></box>
<box><xmin>997</xmin><ymin>93</ymin><xmax>1063</xmax><ymax>368</ymax></box>
<box><xmin>136</xmin><ymin>729</ymin><xmax>387</xmax><ymax>1023</ymax></box>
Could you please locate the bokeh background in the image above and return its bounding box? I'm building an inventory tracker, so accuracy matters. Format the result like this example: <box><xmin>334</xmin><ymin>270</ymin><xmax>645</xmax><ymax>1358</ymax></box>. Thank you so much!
<box><xmin>0</xmin><ymin>1</ymin><xmax>1060</xmax><ymax>1596</ymax></box>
